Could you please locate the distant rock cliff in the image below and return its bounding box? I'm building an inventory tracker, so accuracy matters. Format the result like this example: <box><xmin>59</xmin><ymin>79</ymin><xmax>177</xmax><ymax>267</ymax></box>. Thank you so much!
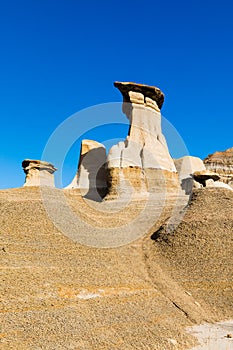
<box><xmin>204</xmin><ymin>147</ymin><xmax>233</xmax><ymax>188</ymax></box>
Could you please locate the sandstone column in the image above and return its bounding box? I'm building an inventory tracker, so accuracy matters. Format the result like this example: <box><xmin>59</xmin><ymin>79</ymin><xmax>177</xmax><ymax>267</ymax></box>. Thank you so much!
<box><xmin>107</xmin><ymin>82</ymin><xmax>179</xmax><ymax>198</ymax></box>
<box><xmin>22</xmin><ymin>159</ymin><xmax>57</xmax><ymax>187</ymax></box>
<box><xmin>66</xmin><ymin>139</ymin><xmax>107</xmax><ymax>198</ymax></box>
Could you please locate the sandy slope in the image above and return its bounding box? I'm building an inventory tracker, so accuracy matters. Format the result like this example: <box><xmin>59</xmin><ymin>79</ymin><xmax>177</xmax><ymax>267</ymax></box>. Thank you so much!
<box><xmin>0</xmin><ymin>187</ymin><xmax>233</xmax><ymax>349</ymax></box>
<box><xmin>145</xmin><ymin>188</ymin><xmax>233</xmax><ymax>321</ymax></box>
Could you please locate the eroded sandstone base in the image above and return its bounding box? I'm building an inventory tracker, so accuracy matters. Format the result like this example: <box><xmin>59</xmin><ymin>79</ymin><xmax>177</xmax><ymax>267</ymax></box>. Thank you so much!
<box><xmin>106</xmin><ymin>167</ymin><xmax>179</xmax><ymax>199</ymax></box>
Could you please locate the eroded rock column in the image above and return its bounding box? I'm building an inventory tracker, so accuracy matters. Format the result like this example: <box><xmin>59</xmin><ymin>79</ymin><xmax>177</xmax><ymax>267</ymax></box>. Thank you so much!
<box><xmin>66</xmin><ymin>139</ymin><xmax>107</xmax><ymax>198</ymax></box>
<box><xmin>22</xmin><ymin>159</ymin><xmax>57</xmax><ymax>187</ymax></box>
<box><xmin>107</xmin><ymin>82</ymin><xmax>179</xmax><ymax>198</ymax></box>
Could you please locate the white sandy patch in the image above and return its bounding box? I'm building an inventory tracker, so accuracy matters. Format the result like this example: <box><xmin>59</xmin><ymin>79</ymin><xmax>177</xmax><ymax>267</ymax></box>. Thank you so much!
<box><xmin>187</xmin><ymin>320</ymin><xmax>233</xmax><ymax>350</ymax></box>
<box><xmin>76</xmin><ymin>291</ymin><xmax>101</xmax><ymax>300</ymax></box>
<box><xmin>58</xmin><ymin>286</ymin><xmax>156</xmax><ymax>300</ymax></box>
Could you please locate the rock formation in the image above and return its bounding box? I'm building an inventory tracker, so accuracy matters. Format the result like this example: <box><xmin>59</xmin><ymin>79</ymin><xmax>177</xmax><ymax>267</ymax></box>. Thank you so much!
<box><xmin>174</xmin><ymin>155</ymin><xmax>233</xmax><ymax>193</ymax></box>
<box><xmin>189</xmin><ymin>169</ymin><xmax>233</xmax><ymax>191</ymax></box>
<box><xmin>106</xmin><ymin>82</ymin><xmax>179</xmax><ymax>198</ymax></box>
<box><xmin>193</xmin><ymin>170</ymin><xmax>220</xmax><ymax>187</ymax></box>
<box><xmin>204</xmin><ymin>147</ymin><xmax>233</xmax><ymax>188</ymax></box>
<box><xmin>22</xmin><ymin>159</ymin><xmax>57</xmax><ymax>187</ymax></box>
<box><xmin>174</xmin><ymin>156</ymin><xmax>206</xmax><ymax>195</ymax></box>
<box><xmin>66</xmin><ymin>140</ymin><xmax>107</xmax><ymax>198</ymax></box>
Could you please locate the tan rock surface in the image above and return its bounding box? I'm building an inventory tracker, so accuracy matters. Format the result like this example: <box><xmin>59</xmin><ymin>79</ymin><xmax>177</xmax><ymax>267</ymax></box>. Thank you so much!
<box><xmin>22</xmin><ymin>159</ymin><xmax>57</xmax><ymax>187</ymax></box>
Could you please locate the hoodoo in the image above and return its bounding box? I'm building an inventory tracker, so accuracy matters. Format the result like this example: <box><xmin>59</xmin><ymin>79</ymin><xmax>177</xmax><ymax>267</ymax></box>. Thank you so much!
<box><xmin>22</xmin><ymin>159</ymin><xmax>57</xmax><ymax>187</ymax></box>
<box><xmin>106</xmin><ymin>82</ymin><xmax>179</xmax><ymax>198</ymax></box>
<box><xmin>66</xmin><ymin>139</ymin><xmax>107</xmax><ymax>198</ymax></box>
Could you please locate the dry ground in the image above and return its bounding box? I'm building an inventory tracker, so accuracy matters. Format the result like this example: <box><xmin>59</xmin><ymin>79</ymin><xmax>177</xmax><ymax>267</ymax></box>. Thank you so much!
<box><xmin>0</xmin><ymin>187</ymin><xmax>232</xmax><ymax>349</ymax></box>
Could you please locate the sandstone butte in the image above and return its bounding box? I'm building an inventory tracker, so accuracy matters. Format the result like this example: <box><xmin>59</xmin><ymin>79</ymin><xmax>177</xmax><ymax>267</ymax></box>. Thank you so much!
<box><xmin>1</xmin><ymin>81</ymin><xmax>233</xmax><ymax>350</ymax></box>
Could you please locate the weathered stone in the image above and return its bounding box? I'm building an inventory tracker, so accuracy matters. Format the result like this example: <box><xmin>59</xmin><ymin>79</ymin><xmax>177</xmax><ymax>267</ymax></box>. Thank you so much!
<box><xmin>174</xmin><ymin>156</ymin><xmax>206</xmax><ymax>195</ymax></box>
<box><xmin>205</xmin><ymin>179</ymin><xmax>215</xmax><ymax>187</ymax></box>
<box><xmin>193</xmin><ymin>170</ymin><xmax>220</xmax><ymax>187</ymax></box>
<box><xmin>204</xmin><ymin>147</ymin><xmax>233</xmax><ymax>188</ymax></box>
<box><xmin>22</xmin><ymin>159</ymin><xmax>57</xmax><ymax>187</ymax></box>
<box><xmin>106</xmin><ymin>82</ymin><xmax>179</xmax><ymax>198</ymax></box>
<box><xmin>206</xmin><ymin>180</ymin><xmax>233</xmax><ymax>191</ymax></box>
<box><xmin>66</xmin><ymin>140</ymin><xmax>107</xmax><ymax>198</ymax></box>
<box><xmin>114</xmin><ymin>81</ymin><xmax>165</xmax><ymax>109</ymax></box>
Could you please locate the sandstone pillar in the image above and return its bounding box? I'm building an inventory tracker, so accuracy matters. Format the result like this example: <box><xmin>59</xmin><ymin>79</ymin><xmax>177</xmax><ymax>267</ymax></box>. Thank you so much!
<box><xmin>107</xmin><ymin>82</ymin><xmax>179</xmax><ymax>198</ymax></box>
<box><xmin>66</xmin><ymin>140</ymin><xmax>107</xmax><ymax>198</ymax></box>
<box><xmin>22</xmin><ymin>159</ymin><xmax>57</xmax><ymax>187</ymax></box>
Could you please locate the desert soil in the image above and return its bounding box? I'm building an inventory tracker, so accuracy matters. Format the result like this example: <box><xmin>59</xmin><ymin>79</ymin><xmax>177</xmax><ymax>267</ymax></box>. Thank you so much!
<box><xmin>0</xmin><ymin>187</ymin><xmax>233</xmax><ymax>349</ymax></box>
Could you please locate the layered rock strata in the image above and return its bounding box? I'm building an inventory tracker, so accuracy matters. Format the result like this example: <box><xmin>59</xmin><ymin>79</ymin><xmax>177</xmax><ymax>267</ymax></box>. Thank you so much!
<box><xmin>22</xmin><ymin>159</ymin><xmax>57</xmax><ymax>187</ymax></box>
<box><xmin>204</xmin><ymin>147</ymin><xmax>233</xmax><ymax>188</ymax></box>
<box><xmin>106</xmin><ymin>82</ymin><xmax>179</xmax><ymax>198</ymax></box>
<box><xmin>66</xmin><ymin>140</ymin><xmax>107</xmax><ymax>198</ymax></box>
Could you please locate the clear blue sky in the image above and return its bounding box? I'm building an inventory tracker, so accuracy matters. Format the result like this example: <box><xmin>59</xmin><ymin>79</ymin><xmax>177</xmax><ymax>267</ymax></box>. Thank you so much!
<box><xmin>0</xmin><ymin>0</ymin><xmax>232</xmax><ymax>188</ymax></box>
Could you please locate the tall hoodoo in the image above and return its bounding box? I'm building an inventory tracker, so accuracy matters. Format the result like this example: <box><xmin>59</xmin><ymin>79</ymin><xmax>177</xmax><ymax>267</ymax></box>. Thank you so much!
<box><xmin>22</xmin><ymin>159</ymin><xmax>57</xmax><ymax>187</ymax></box>
<box><xmin>107</xmin><ymin>82</ymin><xmax>179</xmax><ymax>198</ymax></box>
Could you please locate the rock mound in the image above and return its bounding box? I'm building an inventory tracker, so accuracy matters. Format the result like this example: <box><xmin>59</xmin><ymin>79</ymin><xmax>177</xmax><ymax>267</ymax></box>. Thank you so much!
<box><xmin>149</xmin><ymin>188</ymin><xmax>233</xmax><ymax>320</ymax></box>
<box><xmin>174</xmin><ymin>156</ymin><xmax>206</xmax><ymax>195</ymax></box>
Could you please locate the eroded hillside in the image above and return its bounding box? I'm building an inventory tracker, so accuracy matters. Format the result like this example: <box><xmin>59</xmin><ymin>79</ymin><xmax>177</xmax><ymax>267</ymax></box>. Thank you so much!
<box><xmin>1</xmin><ymin>187</ymin><xmax>233</xmax><ymax>349</ymax></box>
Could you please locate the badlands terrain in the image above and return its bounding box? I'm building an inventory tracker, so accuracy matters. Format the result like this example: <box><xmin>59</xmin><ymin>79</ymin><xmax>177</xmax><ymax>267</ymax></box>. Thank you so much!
<box><xmin>1</xmin><ymin>82</ymin><xmax>233</xmax><ymax>349</ymax></box>
<box><xmin>1</xmin><ymin>186</ymin><xmax>233</xmax><ymax>349</ymax></box>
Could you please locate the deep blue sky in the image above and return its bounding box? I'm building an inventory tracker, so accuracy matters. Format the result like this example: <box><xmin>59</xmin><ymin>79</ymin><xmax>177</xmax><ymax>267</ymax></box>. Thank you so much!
<box><xmin>0</xmin><ymin>0</ymin><xmax>232</xmax><ymax>188</ymax></box>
